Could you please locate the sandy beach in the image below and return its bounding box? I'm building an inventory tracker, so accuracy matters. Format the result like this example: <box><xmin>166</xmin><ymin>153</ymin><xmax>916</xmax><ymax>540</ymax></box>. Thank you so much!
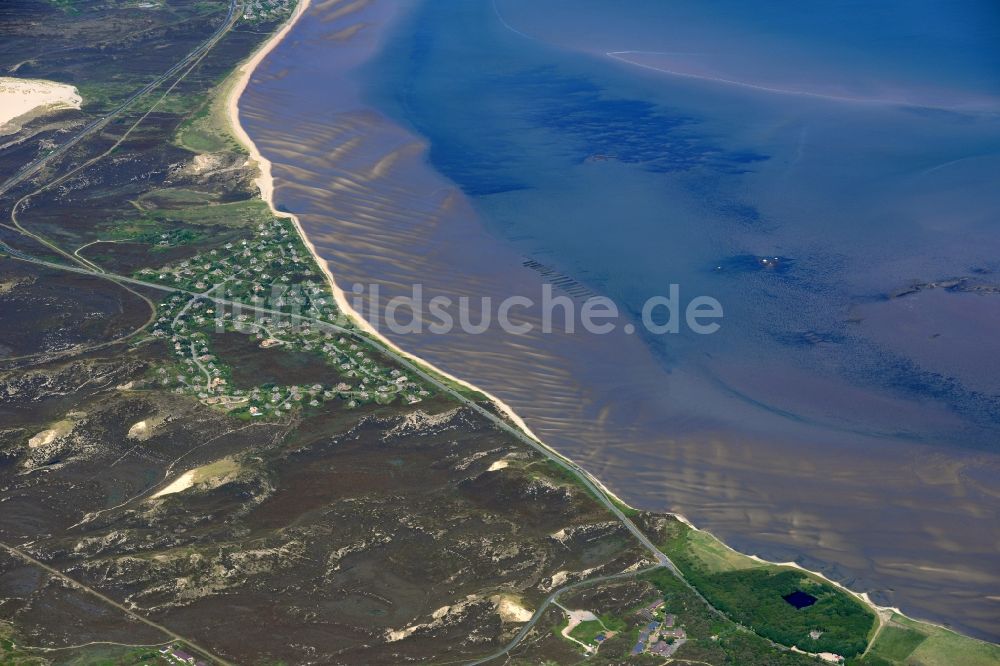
<box><xmin>227</xmin><ymin>0</ymin><xmax>998</xmax><ymax>643</ymax></box>
<box><xmin>225</xmin><ymin>0</ymin><xmax>546</xmax><ymax>449</ymax></box>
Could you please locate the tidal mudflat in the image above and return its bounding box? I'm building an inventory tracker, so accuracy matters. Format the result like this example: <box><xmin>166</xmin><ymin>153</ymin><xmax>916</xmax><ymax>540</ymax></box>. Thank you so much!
<box><xmin>240</xmin><ymin>0</ymin><xmax>1000</xmax><ymax>639</ymax></box>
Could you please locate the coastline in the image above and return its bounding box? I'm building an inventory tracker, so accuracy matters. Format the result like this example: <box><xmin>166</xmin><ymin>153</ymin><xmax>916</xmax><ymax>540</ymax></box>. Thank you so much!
<box><xmin>223</xmin><ymin>0</ymin><xmax>991</xmax><ymax>649</ymax></box>
<box><xmin>223</xmin><ymin>0</ymin><xmax>543</xmax><ymax>448</ymax></box>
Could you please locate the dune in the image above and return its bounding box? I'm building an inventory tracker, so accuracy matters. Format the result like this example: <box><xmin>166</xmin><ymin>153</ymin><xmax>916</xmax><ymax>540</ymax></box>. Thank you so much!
<box><xmin>0</xmin><ymin>76</ymin><xmax>82</xmax><ymax>130</ymax></box>
<box><xmin>150</xmin><ymin>457</ymin><xmax>241</xmax><ymax>499</ymax></box>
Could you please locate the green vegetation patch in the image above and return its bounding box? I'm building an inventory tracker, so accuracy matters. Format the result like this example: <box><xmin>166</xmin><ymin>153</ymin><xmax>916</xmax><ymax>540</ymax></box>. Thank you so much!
<box><xmin>148</xmin><ymin>198</ymin><xmax>273</xmax><ymax>228</ymax></box>
<box><xmin>866</xmin><ymin>624</ymin><xmax>926</xmax><ymax>662</ymax></box>
<box><xmin>103</xmin><ymin>218</ymin><xmax>218</xmax><ymax>250</ymax></box>
<box><xmin>210</xmin><ymin>331</ymin><xmax>335</xmax><ymax>389</ymax></box>
<box><xmin>654</xmin><ymin>516</ymin><xmax>876</xmax><ymax>657</ymax></box>
<box><xmin>77</xmin><ymin>80</ymin><xmax>147</xmax><ymax>113</ymax></box>
<box><xmin>569</xmin><ymin>619</ymin><xmax>605</xmax><ymax>644</ymax></box>
<box><xmin>704</xmin><ymin>568</ymin><xmax>873</xmax><ymax>656</ymax></box>
<box><xmin>58</xmin><ymin>645</ymin><xmax>163</xmax><ymax>665</ymax></box>
<box><xmin>850</xmin><ymin>613</ymin><xmax>1000</xmax><ymax>666</ymax></box>
<box><xmin>569</xmin><ymin>615</ymin><xmax>626</xmax><ymax>645</ymax></box>
<box><xmin>175</xmin><ymin>78</ymin><xmax>246</xmax><ymax>154</ymax></box>
<box><xmin>637</xmin><ymin>568</ymin><xmax>820</xmax><ymax>665</ymax></box>
<box><xmin>681</xmin><ymin>526</ymin><xmax>764</xmax><ymax>573</ymax></box>
<box><xmin>138</xmin><ymin>187</ymin><xmax>223</xmax><ymax>209</ymax></box>
<box><xmin>0</xmin><ymin>622</ymin><xmax>45</xmax><ymax>665</ymax></box>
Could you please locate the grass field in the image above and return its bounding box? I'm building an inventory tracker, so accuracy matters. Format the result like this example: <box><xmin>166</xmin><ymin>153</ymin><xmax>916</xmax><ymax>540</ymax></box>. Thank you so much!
<box><xmin>568</xmin><ymin>620</ymin><xmax>605</xmax><ymax>644</ymax></box>
<box><xmin>681</xmin><ymin>524</ymin><xmax>766</xmax><ymax>573</ymax></box>
<box><xmin>176</xmin><ymin>76</ymin><xmax>247</xmax><ymax>154</ymax></box>
<box><xmin>854</xmin><ymin>613</ymin><xmax>1000</xmax><ymax>666</ymax></box>
<box><xmin>648</xmin><ymin>516</ymin><xmax>1000</xmax><ymax>665</ymax></box>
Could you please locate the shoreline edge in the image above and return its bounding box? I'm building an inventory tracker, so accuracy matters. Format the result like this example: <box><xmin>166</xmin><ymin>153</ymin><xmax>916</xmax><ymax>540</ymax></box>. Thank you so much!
<box><xmin>221</xmin><ymin>0</ymin><xmax>988</xmax><ymax>647</ymax></box>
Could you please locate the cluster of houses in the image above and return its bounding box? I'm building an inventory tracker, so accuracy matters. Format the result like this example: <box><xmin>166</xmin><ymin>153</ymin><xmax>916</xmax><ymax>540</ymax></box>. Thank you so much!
<box><xmin>242</xmin><ymin>0</ymin><xmax>292</xmax><ymax>23</ymax></box>
<box><xmin>143</xmin><ymin>219</ymin><xmax>430</xmax><ymax>415</ymax></box>
<box><xmin>141</xmin><ymin>221</ymin><xmax>325</xmax><ymax>304</ymax></box>
<box><xmin>158</xmin><ymin>645</ymin><xmax>206</xmax><ymax>666</ymax></box>
<box><xmin>631</xmin><ymin>599</ymin><xmax>687</xmax><ymax>657</ymax></box>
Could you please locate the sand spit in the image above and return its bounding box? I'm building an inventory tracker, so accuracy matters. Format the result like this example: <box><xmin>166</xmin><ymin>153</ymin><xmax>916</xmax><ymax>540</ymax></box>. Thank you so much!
<box><xmin>0</xmin><ymin>76</ymin><xmax>81</xmax><ymax>132</ymax></box>
<box><xmin>225</xmin><ymin>0</ymin><xmax>982</xmax><ymax>645</ymax></box>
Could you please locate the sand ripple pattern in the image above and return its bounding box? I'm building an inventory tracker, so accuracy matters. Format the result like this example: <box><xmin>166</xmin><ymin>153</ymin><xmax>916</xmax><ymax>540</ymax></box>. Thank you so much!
<box><xmin>238</xmin><ymin>0</ymin><xmax>1000</xmax><ymax>640</ymax></box>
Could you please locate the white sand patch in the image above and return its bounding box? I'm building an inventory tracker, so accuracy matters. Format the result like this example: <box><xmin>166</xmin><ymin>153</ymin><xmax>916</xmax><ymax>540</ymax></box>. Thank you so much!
<box><xmin>548</xmin><ymin>570</ymin><xmax>570</xmax><ymax>588</ymax></box>
<box><xmin>487</xmin><ymin>459</ymin><xmax>508</xmax><ymax>472</ymax></box>
<box><xmin>492</xmin><ymin>595</ymin><xmax>533</xmax><ymax>623</ymax></box>
<box><xmin>149</xmin><ymin>457</ymin><xmax>241</xmax><ymax>499</ymax></box>
<box><xmin>28</xmin><ymin>429</ymin><xmax>58</xmax><ymax>448</ymax></box>
<box><xmin>127</xmin><ymin>414</ymin><xmax>164</xmax><ymax>441</ymax></box>
<box><xmin>566</xmin><ymin>608</ymin><xmax>598</xmax><ymax>623</ymax></box>
<box><xmin>386</xmin><ymin>626</ymin><xmax>417</xmax><ymax>642</ymax></box>
<box><xmin>0</xmin><ymin>77</ymin><xmax>81</xmax><ymax>130</ymax></box>
<box><xmin>188</xmin><ymin>153</ymin><xmax>224</xmax><ymax>174</ymax></box>
<box><xmin>27</xmin><ymin>420</ymin><xmax>74</xmax><ymax>448</ymax></box>
<box><xmin>127</xmin><ymin>420</ymin><xmax>149</xmax><ymax>439</ymax></box>
<box><xmin>151</xmin><ymin>470</ymin><xmax>196</xmax><ymax>498</ymax></box>
<box><xmin>383</xmin><ymin>408</ymin><xmax>459</xmax><ymax>438</ymax></box>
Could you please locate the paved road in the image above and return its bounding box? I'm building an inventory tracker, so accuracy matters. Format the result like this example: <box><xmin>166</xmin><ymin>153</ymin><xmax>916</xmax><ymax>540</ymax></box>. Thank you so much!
<box><xmin>0</xmin><ymin>0</ymin><xmax>668</xmax><ymax>577</ymax></box>
<box><xmin>466</xmin><ymin>565</ymin><xmax>664</xmax><ymax>666</ymax></box>
<box><xmin>0</xmin><ymin>542</ymin><xmax>232</xmax><ymax>666</ymax></box>
<box><xmin>0</xmin><ymin>3</ymin><xmax>245</xmax><ymax>663</ymax></box>
<box><xmin>0</xmin><ymin>8</ymin><xmax>827</xmax><ymax>645</ymax></box>
<box><xmin>0</xmin><ymin>248</ymin><xmax>672</xmax><ymax>563</ymax></box>
<box><xmin>0</xmin><ymin>0</ymin><xmax>240</xmax><ymax>199</ymax></box>
<box><xmin>2</xmin><ymin>249</ymin><xmax>752</xmax><ymax>655</ymax></box>
<box><xmin>3</xmin><ymin>228</ymin><xmax>822</xmax><ymax>665</ymax></box>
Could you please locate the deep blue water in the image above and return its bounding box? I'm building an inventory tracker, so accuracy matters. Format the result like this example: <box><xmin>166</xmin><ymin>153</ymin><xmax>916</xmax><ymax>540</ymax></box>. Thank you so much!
<box><xmin>783</xmin><ymin>590</ymin><xmax>818</xmax><ymax>610</ymax></box>
<box><xmin>364</xmin><ymin>0</ymin><xmax>1000</xmax><ymax>448</ymax></box>
<box><xmin>240</xmin><ymin>0</ymin><xmax>1000</xmax><ymax>639</ymax></box>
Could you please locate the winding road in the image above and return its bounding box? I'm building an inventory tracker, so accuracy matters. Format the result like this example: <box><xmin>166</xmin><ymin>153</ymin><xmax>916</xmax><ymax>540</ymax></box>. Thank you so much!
<box><xmin>0</xmin><ymin>245</ymin><xmax>809</xmax><ymax>663</ymax></box>
<box><xmin>0</xmin><ymin>0</ymin><xmax>855</xmax><ymax>660</ymax></box>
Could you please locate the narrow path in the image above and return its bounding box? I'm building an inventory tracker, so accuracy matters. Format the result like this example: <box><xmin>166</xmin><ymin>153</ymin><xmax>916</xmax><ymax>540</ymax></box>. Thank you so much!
<box><xmin>861</xmin><ymin>608</ymin><xmax>892</xmax><ymax>659</ymax></box>
<box><xmin>466</xmin><ymin>566</ymin><xmax>662</xmax><ymax>666</ymax></box>
<box><xmin>0</xmin><ymin>542</ymin><xmax>232</xmax><ymax>666</ymax></box>
<box><xmin>73</xmin><ymin>239</ymin><xmax>124</xmax><ymax>266</ymax></box>
<box><xmin>0</xmin><ymin>0</ymin><xmax>241</xmax><ymax>199</ymax></box>
<box><xmin>22</xmin><ymin>639</ymin><xmax>173</xmax><ymax>653</ymax></box>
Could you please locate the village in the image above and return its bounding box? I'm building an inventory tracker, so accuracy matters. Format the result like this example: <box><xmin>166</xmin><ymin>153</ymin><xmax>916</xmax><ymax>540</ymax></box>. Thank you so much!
<box><xmin>240</xmin><ymin>0</ymin><xmax>292</xmax><ymax>23</ymax></box>
<box><xmin>631</xmin><ymin>599</ymin><xmax>688</xmax><ymax>658</ymax></box>
<box><xmin>139</xmin><ymin>218</ymin><xmax>430</xmax><ymax>417</ymax></box>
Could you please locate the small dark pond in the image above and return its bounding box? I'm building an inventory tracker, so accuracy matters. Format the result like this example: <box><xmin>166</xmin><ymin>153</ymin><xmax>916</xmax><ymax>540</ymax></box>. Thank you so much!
<box><xmin>783</xmin><ymin>590</ymin><xmax>817</xmax><ymax>609</ymax></box>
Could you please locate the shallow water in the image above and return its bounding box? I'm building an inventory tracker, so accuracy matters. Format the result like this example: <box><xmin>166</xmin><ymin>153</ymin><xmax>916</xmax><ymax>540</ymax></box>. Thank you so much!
<box><xmin>241</xmin><ymin>0</ymin><xmax>1000</xmax><ymax>639</ymax></box>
